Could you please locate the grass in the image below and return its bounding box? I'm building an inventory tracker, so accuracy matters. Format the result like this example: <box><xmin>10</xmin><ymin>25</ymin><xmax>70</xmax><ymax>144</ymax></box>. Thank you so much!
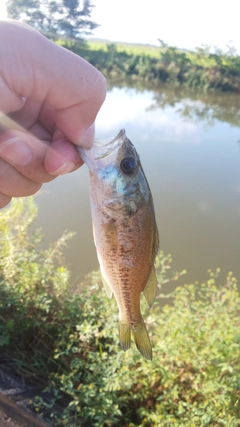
<box><xmin>86</xmin><ymin>39</ymin><xmax>162</xmax><ymax>58</ymax></box>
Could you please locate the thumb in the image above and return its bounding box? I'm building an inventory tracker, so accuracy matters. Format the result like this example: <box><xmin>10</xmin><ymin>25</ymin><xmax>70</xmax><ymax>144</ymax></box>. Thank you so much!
<box><xmin>0</xmin><ymin>19</ymin><xmax>107</xmax><ymax>148</ymax></box>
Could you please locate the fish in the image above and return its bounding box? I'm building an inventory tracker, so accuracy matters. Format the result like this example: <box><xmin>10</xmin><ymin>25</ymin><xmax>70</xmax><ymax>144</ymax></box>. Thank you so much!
<box><xmin>78</xmin><ymin>129</ymin><xmax>159</xmax><ymax>360</ymax></box>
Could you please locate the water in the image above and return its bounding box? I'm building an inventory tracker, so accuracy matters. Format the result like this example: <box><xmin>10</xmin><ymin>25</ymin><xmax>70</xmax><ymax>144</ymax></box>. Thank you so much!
<box><xmin>34</xmin><ymin>83</ymin><xmax>240</xmax><ymax>288</ymax></box>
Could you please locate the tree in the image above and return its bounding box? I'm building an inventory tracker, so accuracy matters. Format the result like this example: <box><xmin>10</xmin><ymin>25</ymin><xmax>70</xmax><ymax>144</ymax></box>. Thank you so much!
<box><xmin>6</xmin><ymin>0</ymin><xmax>98</xmax><ymax>39</ymax></box>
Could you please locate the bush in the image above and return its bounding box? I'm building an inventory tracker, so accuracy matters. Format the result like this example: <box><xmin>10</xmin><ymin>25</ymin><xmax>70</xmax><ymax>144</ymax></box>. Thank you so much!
<box><xmin>0</xmin><ymin>198</ymin><xmax>240</xmax><ymax>426</ymax></box>
<box><xmin>56</xmin><ymin>39</ymin><xmax>240</xmax><ymax>92</ymax></box>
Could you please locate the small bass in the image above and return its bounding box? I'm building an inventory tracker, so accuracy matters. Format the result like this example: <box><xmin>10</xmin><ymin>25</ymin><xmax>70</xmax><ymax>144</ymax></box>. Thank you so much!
<box><xmin>78</xmin><ymin>129</ymin><xmax>159</xmax><ymax>360</ymax></box>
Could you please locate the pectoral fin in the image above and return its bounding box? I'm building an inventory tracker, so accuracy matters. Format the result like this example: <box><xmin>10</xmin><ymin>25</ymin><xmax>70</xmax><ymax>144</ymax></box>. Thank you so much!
<box><xmin>92</xmin><ymin>222</ymin><xmax>96</xmax><ymax>247</ymax></box>
<box><xmin>101</xmin><ymin>273</ymin><xmax>113</xmax><ymax>299</ymax></box>
<box><xmin>143</xmin><ymin>268</ymin><xmax>157</xmax><ymax>308</ymax></box>
<box><xmin>154</xmin><ymin>227</ymin><xmax>160</xmax><ymax>258</ymax></box>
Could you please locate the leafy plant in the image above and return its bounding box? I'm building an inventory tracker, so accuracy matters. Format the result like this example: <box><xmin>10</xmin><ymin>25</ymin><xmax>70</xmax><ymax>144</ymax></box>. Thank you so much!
<box><xmin>0</xmin><ymin>198</ymin><xmax>240</xmax><ymax>426</ymax></box>
<box><xmin>56</xmin><ymin>39</ymin><xmax>240</xmax><ymax>93</ymax></box>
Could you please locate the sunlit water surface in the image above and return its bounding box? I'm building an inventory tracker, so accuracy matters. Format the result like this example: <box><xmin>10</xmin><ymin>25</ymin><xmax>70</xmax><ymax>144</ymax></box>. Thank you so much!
<box><xmin>34</xmin><ymin>84</ymin><xmax>240</xmax><ymax>289</ymax></box>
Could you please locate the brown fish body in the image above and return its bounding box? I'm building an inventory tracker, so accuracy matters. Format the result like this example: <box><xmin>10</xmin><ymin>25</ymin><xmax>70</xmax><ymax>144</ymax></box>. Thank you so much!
<box><xmin>79</xmin><ymin>129</ymin><xmax>159</xmax><ymax>360</ymax></box>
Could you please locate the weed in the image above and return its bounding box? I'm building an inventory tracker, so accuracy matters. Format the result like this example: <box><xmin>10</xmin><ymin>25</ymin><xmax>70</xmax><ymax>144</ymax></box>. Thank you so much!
<box><xmin>0</xmin><ymin>199</ymin><xmax>240</xmax><ymax>426</ymax></box>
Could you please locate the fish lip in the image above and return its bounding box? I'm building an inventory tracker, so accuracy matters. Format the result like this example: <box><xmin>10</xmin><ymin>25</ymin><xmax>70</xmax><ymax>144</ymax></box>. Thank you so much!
<box><xmin>93</xmin><ymin>129</ymin><xmax>126</xmax><ymax>160</ymax></box>
<box><xmin>107</xmin><ymin>128</ymin><xmax>126</xmax><ymax>146</ymax></box>
<box><xmin>77</xmin><ymin>129</ymin><xmax>126</xmax><ymax>163</ymax></box>
<box><xmin>95</xmin><ymin>129</ymin><xmax>126</xmax><ymax>148</ymax></box>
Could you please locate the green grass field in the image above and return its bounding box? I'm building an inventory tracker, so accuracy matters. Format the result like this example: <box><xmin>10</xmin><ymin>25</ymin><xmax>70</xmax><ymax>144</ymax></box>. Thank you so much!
<box><xmin>86</xmin><ymin>38</ymin><xmax>162</xmax><ymax>58</ymax></box>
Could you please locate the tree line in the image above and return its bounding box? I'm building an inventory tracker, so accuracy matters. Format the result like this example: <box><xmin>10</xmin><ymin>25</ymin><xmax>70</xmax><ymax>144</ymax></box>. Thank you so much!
<box><xmin>6</xmin><ymin>1</ymin><xmax>240</xmax><ymax>92</ymax></box>
<box><xmin>57</xmin><ymin>40</ymin><xmax>240</xmax><ymax>92</ymax></box>
<box><xmin>6</xmin><ymin>0</ymin><xmax>97</xmax><ymax>39</ymax></box>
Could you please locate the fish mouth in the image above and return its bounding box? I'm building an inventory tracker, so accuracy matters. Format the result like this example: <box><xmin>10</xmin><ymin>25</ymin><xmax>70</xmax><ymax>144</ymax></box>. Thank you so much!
<box><xmin>93</xmin><ymin>129</ymin><xmax>126</xmax><ymax>160</ymax></box>
<box><xmin>77</xmin><ymin>129</ymin><xmax>135</xmax><ymax>173</ymax></box>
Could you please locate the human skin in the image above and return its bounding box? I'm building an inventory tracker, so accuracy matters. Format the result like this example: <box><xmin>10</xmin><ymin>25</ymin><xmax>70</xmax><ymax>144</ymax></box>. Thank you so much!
<box><xmin>0</xmin><ymin>19</ymin><xmax>107</xmax><ymax>208</ymax></box>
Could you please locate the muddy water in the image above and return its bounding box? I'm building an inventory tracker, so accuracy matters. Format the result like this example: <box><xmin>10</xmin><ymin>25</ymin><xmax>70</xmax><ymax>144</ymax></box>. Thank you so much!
<box><xmin>34</xmin><ymin>83</ymin><xmax>240</xmax><ymax>288</ymax></box>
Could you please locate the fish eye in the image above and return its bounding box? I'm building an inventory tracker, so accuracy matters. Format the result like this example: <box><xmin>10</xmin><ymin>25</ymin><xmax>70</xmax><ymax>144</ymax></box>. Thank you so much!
<box><xmin>120</xmin><ymin>157</ymin><xmax>136</xmax><ymax>175</ymax></box>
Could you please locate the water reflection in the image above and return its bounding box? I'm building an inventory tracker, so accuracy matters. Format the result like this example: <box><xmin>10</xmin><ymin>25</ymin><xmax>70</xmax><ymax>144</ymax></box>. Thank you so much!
<box><xmin>107</xmin><ymin>79</ymin><xmax>240</xmax><ymax>129</ymax></box>
<box><xmin>150</xmin><ymin>89</ymin><xmax>240</xmax><ymax>128</ymax></box>
<box><xmin>34</xmin><ymin>82</ymin><xmax>240</xmax><ymax>289</ymax></box>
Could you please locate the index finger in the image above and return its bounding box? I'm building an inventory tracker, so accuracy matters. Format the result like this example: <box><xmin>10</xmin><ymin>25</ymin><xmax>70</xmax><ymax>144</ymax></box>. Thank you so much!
<box><xmin>44</xmin><ymin>46</ymin><xmax>107</xmax><ymax>147</ymax></box>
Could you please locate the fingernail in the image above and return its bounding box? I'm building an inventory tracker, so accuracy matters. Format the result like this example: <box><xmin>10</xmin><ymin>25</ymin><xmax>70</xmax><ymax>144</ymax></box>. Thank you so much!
<box><xmin>79</xmin><ymin>123</ymin><xmax>95</xmax><ymax>149</ymax></box>
<box><xmin>0</xmin><ymin>137</ymin><xmax>32</xmax><ymax>166</ymax></box>
<box><xmin>50</xmin><ymin>161</ymin><xmax>75</xmax><ymax>175</ymax></box>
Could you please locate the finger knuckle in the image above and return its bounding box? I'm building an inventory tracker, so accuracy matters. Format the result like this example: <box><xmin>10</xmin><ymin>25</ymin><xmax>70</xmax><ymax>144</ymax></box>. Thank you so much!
<box><xmin>0</xmin><ymin>193</ymin><xmax>12</xmax><ymax>209</ymax></box>
<box><xmin>0</xmin><ymin>160</ymin><xmax>42</xmax><ymax>197</ymax></box>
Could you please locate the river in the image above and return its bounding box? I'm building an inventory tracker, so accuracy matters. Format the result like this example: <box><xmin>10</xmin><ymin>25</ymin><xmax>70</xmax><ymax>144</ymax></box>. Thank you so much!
<box><xmin>34</xmin><ymin>83</ymin><xmax>240</xmax><ymax>289</ymax></box>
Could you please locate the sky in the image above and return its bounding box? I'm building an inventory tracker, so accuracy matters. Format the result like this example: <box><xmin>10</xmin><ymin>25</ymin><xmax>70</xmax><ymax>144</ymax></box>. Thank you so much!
<box><xmin>0</xmin><ymin>0</ymin><xmax>240</xmax><ymax>53</ymax></box>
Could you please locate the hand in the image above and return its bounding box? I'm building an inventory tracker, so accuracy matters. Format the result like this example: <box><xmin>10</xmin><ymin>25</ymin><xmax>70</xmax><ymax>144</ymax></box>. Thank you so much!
<box><xmin>0</xmin><ymin>19</ymin><xmax>107</xmax><ymax>208</ymax></box>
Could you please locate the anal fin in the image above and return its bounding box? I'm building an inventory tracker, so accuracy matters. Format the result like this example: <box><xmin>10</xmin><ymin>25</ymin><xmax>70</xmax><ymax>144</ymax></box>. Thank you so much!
<box><xmin>143</xmin><ymin>268</ymin><xmax>157</xmax><ymax>308</ymax></box>
<box><xmin>119</xmin><ymin>322</ymin><xmax>131</xmax><ymax>352</ymax></box>
<box><xmin>101</xmin><ymin>274</ymin><xmax>113</xmax><ymax>299</ymax></box>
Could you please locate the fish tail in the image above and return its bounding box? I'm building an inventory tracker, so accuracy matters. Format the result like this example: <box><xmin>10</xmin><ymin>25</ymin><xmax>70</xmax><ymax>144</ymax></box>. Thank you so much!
<box><xmin>132</xmin><ymin>318</ymin><xmax>152</xmax><ymax>361</ymax></box>
<box><xmin>119</xmin><ymin>318</ymin><xmax>152</xmax><ymax>361</ymax></box>
<box><xmin>119</xmin><ymin>321</ymin><xmax>131</xmax><ymax>352</ymax></box>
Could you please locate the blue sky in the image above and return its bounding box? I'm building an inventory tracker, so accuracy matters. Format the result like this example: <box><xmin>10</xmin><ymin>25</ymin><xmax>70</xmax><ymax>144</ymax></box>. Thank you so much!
<box><xmin>1</xmin><ymin>0</ymin><xmax>239</xmax><ymax>53</ymax></box>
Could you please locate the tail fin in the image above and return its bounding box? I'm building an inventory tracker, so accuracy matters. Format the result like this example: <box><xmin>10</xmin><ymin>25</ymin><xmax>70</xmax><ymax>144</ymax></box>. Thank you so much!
<box><xmin>119</xmin><ymin>319</ymin><xmax>152</xmax><ymax>361</ymax></box>
<box><xmin>132</xmin><ymin>319</ymin><xmax>152</xmax><ymax>361</ymax></box>
<box><xmin>119</xmin><ymin>322</ymin><xmax>131</xmax><ymax>352</ymax></box>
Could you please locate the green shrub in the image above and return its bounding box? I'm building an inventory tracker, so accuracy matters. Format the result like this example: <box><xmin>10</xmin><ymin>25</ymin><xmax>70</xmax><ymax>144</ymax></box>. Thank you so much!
<box><xmin>55</xmin><ymin>39</ymin><xmax>240</xmax><ymax>92</ymax></box>
<box><xmin>0</xmin><ymin>198</ymin><xmax>240</xmax><ymax>426</ymax></box>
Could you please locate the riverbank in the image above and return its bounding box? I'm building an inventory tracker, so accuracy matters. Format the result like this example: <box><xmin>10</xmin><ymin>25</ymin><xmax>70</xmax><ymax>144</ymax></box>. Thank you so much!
<box><xmin>0</xmin><ymin>368</ymin><xmax>48</xmax><ymax>427</ymax></box>
<box><xmin>56</xmin><ymin>38</ymin><xmax>240</xmax><ymax>92</ymax></box>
